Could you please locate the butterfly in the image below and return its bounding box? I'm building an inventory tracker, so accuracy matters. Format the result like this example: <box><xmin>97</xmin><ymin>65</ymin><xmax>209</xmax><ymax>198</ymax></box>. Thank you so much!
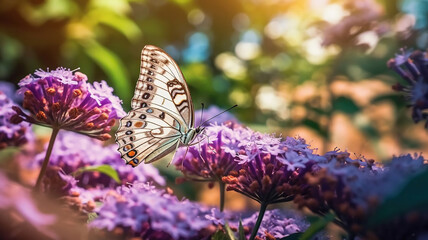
<box><xmin>115</xmin><ymin>45</ymin><xmax>204</xmax><ymax>167</ymax></box>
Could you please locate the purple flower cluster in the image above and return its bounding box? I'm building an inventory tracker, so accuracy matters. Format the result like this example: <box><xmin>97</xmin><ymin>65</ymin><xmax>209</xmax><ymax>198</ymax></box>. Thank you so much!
<box><xmin>344</xmin><ymin>155</ymin><xmax>428</xmax><ymax>239</ymax></box>
<box><xmin>175</xmin><ymin>121</ymin><xmax>321</xmax><ymax>239</ymax></box>
<box><xmin>174</xmin><ymin>122</ymin><xmax>242</xmax><ymax>184</ymax></box>
<box><xmin>241</xmin><ymin>209</ymin><xmax>310</xmax><ymax>240</ymax></box>
<box><xmin>2</xmin><ymin>61</ymin><xmax>427</xmax><ymax>240</ymax></box>
<box><xmin>13</xmin><ymin>68</ymin><xmax>125</xmax><ymax>140</ymax></box>
<box><xmin>388</xmin><ymin>49</ymin><xmax>428</xmax><ymax>128</ymax></box>
<box><xmin>295</xmin><ymin>150</ymin><xmax>428</xmax><ymax>238</ymax></box>
<box><xmin>90</xmin><ymin>183</ymin><xmax>215</xmax><ymax>240</ymax></box>
<box><xmin>293</xmin><ymin>151</ymin><xmax>376</xmax><ymax>231</ymax></box>
<box><xmin>223</xmin><ymin>133</ymin><xmax>317</xmax><ymax>205</ymax></box>
<box><xmin>0</xmin><ymin>84</ymin><xmax>32</xmax><ymax>149</ymax></box>
<box><xmin>176</xmin><ymin>121</ymin><xmax>318</xmax><ymax>205</ymax></box>
<box><xmin>35</xmin><ymin>131</ymin><xmax>165</xmax><ymax>188</ymax></box>
<box><xmin>344</xmin><ymin>154</ymin><xmax>423</xmax><ymax>209</ymax></box>
<box><xmin>206</xmin><ymin>208</ymin><xmax>324</xmax><ymax>240</ymax></box>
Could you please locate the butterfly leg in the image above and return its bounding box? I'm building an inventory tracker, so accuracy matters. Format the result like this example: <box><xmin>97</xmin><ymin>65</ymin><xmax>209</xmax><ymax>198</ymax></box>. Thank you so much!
<box><xmin>174</xmin><ymin>138</ymin><xmax>207</xmax><ymax>169</ymax></box>
<box><xmin>167</xmin><ymin>141</ymin><xmax>181</xmax><ymax>167</ymax></box>
<box><xmin>201</xmin><ymin>131</ymin><xmax>217</xmax><ymax>154</ymax></box>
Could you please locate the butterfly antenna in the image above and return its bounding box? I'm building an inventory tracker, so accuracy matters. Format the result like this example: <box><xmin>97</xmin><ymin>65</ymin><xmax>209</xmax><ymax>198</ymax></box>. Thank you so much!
<box><xmin>200</xmin><ymin>103</ymin><xmax>205</xmax><ymax>127</ymax></box>
<box><xmin>199</xmin><ymin>104</ymin><xmax>238</xmax><ymax>127</ymax></box>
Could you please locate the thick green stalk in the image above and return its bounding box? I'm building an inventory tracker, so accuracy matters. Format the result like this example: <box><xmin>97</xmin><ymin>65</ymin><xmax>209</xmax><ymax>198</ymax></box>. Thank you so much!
<box><xmin>249</xmin><ymin>202</ymin><xmax>268</xmax><ymax>240</ymax></box>
<box><xmin>35</xmin><ymin>128</ymin><xmax>60</xmax><ymax>190</ymax></box>
<box><xmin>219</xmin><ymin>181</ymin><xmax>225</xmax><ymax>212</ymax></box>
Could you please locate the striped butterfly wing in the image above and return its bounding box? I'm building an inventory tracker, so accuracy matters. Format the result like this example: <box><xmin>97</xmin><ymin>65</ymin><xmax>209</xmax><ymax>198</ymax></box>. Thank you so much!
<box><xmin>131</xmin><ymin>45</ymin><xmax>194</xmax><ymax>128</ymax></box>
<box><xmin>116</xmin><ymin>45</ymin><xmax>195</xmax><ymax>167</ymax></box>
<box><xmin>116</xmin><ymin>106</ymin><xmax>182</xmax><ymax>166</ymax></box>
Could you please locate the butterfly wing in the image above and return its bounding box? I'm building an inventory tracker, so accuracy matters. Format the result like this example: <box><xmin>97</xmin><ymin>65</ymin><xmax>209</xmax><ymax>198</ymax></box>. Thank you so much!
<box><xmin>116</xmin><ymin>106</ymin><xmax>183</xmax><ymax>166</ymax></box>
<box><xmin>131</xmin><ymin>45</ymin><xmax>195</xmax><ymax>128</ymax></box>
<box><xmin>116</xmin><ymin>45</ymin><xmax>197</xmax><ymax>166</ymax></box>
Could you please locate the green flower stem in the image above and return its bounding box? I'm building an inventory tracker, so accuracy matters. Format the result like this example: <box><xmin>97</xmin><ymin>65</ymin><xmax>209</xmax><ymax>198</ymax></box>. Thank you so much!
<box><xmin>249</xmin><ymin>202</ymin><xmax>268</xmax><ymax>240</ymax></box>
<box><xmin>219</xmin><ymin>181</ymin><xmax>225</xmax><ymax>212</ymax></box>
<box><xmin>35</xmin><ymin>128</ymin><xmax>60</xmax><ymax>190</ymax></box>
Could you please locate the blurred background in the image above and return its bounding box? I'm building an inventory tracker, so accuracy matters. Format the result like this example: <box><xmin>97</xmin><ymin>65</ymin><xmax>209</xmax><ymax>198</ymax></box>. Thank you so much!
<box><xmin>1</xmin><ymin>0</ymin><xmax>428</xmax><ymax>208</ymax></box>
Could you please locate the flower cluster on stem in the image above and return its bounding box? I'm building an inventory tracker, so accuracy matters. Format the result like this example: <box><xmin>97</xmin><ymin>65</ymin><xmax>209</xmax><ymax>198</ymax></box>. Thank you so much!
<box><xmin>174</xmin><ymin>121</ymin><xmax>242</xmax><ymax>211</ymax></box>
<box><xmin>13</xmin><ymin>67</ymin><xmax>125</xmax><ymax>140</ymax></box>
<box><xmin>36</xmin><ymin>131</ymin><xmax>165</xmax><ymax>189</ymax></box>
<box><xmin>294</xmin><ymin>150</ymin><xmax>428</xmax><ymax>239</ymax></box>
<box><xmin>12</xmin><ymin>68</ymin><xmax>125</xmax><ymax>190</ymax></box>
<box><xmin>388</xmin><ymin>49</ymin><xmax>428</xmax><ymax>128</ymax></box>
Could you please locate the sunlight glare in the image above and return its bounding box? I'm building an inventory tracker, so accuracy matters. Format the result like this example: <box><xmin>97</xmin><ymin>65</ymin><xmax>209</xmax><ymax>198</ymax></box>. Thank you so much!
<box><xmin>215</xmin><ymin>52</ymin><xmax>247</xmax><ymax>80</ymax></box>
<box><xmin>235</xmin><ymin>42</ymin><xmax>261</xmax><ymax>60</ymax></box>
<box><xmin>188</xmin><ymin>9</ymin><xmax>205</xmax><ymax>25</ymax></box>
<box><xmin>321</xmin><ymin>4</ymin><xmax>349</xmax><ymax>24</ymax></box>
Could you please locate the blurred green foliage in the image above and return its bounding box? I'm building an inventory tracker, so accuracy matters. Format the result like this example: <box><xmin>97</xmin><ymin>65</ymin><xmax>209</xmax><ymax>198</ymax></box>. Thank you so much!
<box><xmin>1</xmin><ymin>0</ymin><xmax>428</xmax><ymax>161</ymax></box>
<box><xmin>72</xmin><ymin>164</ymin><xmax>121</xmax><ymax>184</ymax></box>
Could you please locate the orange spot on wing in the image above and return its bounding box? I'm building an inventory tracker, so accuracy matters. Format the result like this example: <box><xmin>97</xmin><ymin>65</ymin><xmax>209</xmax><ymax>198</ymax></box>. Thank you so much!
<box><xmin>127</xmin><ymin>150</ymin><xmax>137</xmax><ymax>157</ymax></box>
<box><xmin>134</xmin><ymin>121</ymin><xmax>144</xmax><ymax>128</ymax></box>
<box><xmin>127</xmin><ymin>161</ymin><xmax>138</xmax><ymax>167</ymax></box>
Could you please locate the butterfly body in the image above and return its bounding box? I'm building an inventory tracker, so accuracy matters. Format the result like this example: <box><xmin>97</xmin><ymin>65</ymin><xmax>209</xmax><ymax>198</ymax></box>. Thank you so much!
<box><xmin>116</xmin><ymin>45</ymin><xmax>201</xmax><ymax>167</ymax></box>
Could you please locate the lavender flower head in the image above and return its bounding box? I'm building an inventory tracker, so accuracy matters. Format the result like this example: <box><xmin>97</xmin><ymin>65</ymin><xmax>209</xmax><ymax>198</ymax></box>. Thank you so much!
<box><xmin>35</xmin><ymin>131</ymin><xmax>165</xmax><ymax>188</ymax></box>
<box><xmin>13</xmin><ymin>68</ymin><xmax>125</xmax><ymax>140</ymax></box>
<box><xmin>241</xmin><ymin>209</ymin><xmax>309</xmax><ymax>239</ymax></box>
<box><xmin>206</xmin><ymin>208</ymin><xmax>323</xmax><ymax>240</ymax></box>
<box><xmin>295</xmin><ymin>150</ymin><xmax>428</xmax><ymax>238</ymax></box>
<box><xmin>222</xmin><ymin>132</ymin><xmax>317</xmax><ymax>205</ymax></box>
<box><xmin>174</xmin><ymin>122</ymin><xmax>242</xmax><ymax>185</ymax></box>
<box><xmin>388</xmin><ymin>49</ymin><xmax>428</xmax><ymax>128</ymax></box>
<box><xmin>0</xmin><ymin>84</ymin><xmax>32</xmax><ymax>149</ymax></box>
<box><xmin>341</xmin><ymin>154</ymin><xmax>428</xmax><ymax>239</ymax></box>
<box><xmin>90</xmin><ymin>183</ymin><xmax>214</xmax><ymax>240</ymax></box>
<box><xmin>343</xmin><ymin>154</ymin><xmax>424</xmax><ymax>210</ymax></box>
<box><xmin>293</xmin><ymin>150</ymin><xmax>378</xmax><ymax>230</ymax></box>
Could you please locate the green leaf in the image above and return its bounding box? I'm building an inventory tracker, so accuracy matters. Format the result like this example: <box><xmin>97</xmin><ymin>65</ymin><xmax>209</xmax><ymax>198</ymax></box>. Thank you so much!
<box><xmin>73</xmin><ymin>164</ymin><xmax>121</xmax><ymax>184</ymax></box>
<box><xmin>224</xmin><ymin>221</ymin><xmax>237</xmax><ymax>240</ymax></box>
<box><xmin>81</xmin><ymin>40</ymin><xmax>132</xmax><ymax>106</ymax></box>
<box><xmin>25</xmin><ymin>0</ymin><xmax>77</xmax><ymax>23</ymax></box>
<box><xmin>332</xmin><ymin>96</ymin><xmax>360</xmax><ymax>115</ymax></box>
<box><xmin>301</xmin><ymin>119</ymin><xmax>328</xmax><ymax>138</ymax></box>
<box><xmin>358</xmin><ymin>125</ymin><xmax>380</xmax><ymax>139</ymax></box>
<box><xmin>211</xmin><ymin>230</ymin><xmax>228</xmax><ymax>240</ymax></box>
<box><xmin>370</xmin><ymin>94</ymin><xmax>407</xmax><ymax>108</ymax></box>
<box><xmin>367</xmin><ymin>168</ymin><xmax>428</xmax><ymax>227</ymax></box>
<box><xmin>238</xmin><ymin>220</ymin><xmax>245</xmax><ymax>240</ymax></box>
<box><xmin>89</xmin><ymin>0</ymin><xmax>131</xmax><ymax>13</ymax></box>
<box><xmin>211</xmin><ymin>222</ymin><xmax>236</xmax><ymax>240</ymax></box>
<box><xmin>294</xmin><ymin>214</ymin><xmax>334</xmax><ymax>240</ymax></box>
<box><xmin>279</xmin><ymin>232</ymin><xmax>303</xmax><ymax>240</ymax></box>
<box><xmin>87</xmin><ymin>9</ymin><xmax>142</xmax><ymax>42</ymax></box>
